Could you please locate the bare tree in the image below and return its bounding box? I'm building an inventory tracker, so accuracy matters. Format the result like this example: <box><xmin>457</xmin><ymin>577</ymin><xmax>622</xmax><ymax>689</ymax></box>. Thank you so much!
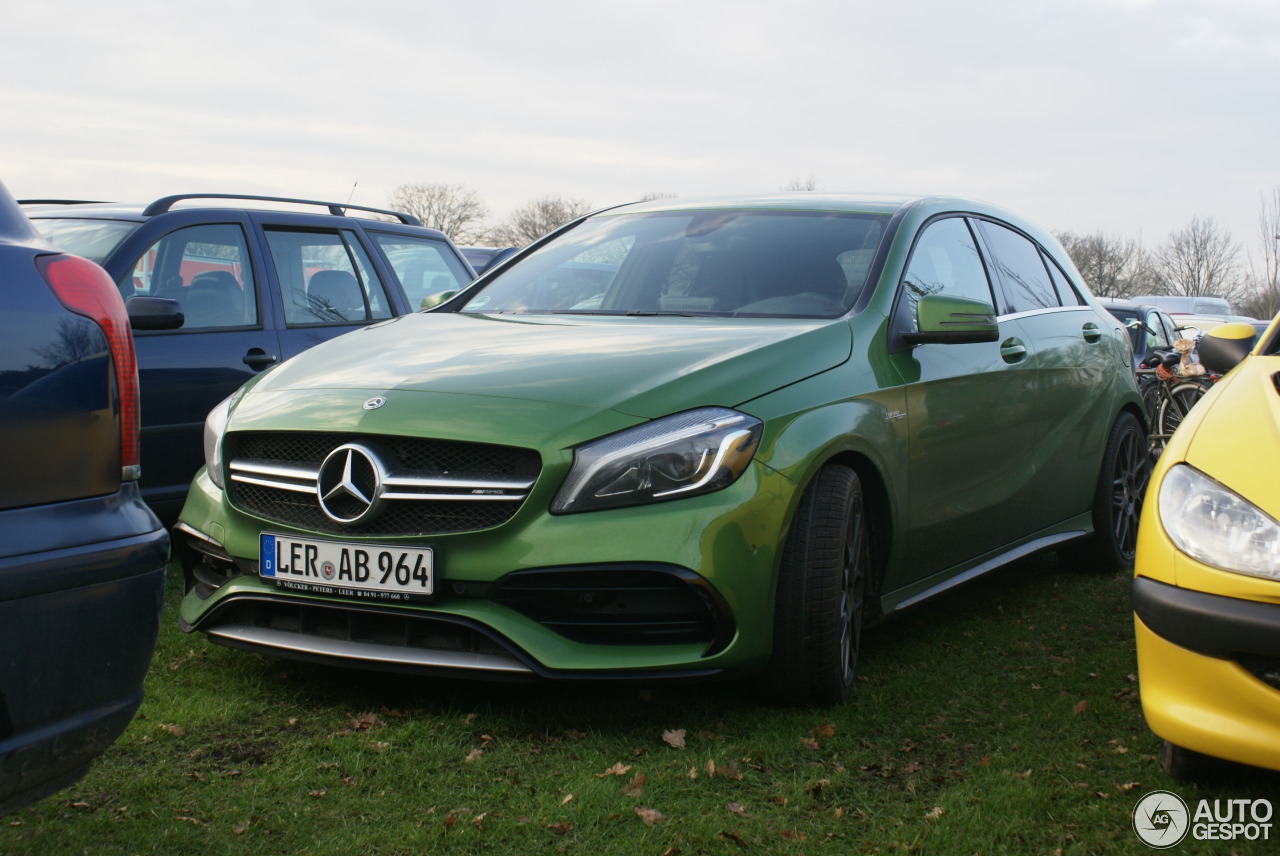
<box><xmin>388</xmin><ymin>183</ymin><xmax>488</xmax><ymax>244</ymax></box>
<box><xmin>782</xmin><ymin>173</ymin><xmax>820</xmax><ymax>191</ymax></box>
<box><xmin>1240</xmin><ymin>186</ymin><xmax>1280</xmax><ymax>319</ymax></box>
<box><xmin>487</xmin><ymin>195</ymin><xmax>593</xmax><ymax>247</ymax></box>
<box><xmin>1150</xmin><ymin>216</ymin><xmax>1247</xmax><ymax>306</ymax></box>
<box><xmin>1055</xmin><ymin>230</ymin><xmax>1154</xmax><ymax>298</ymax></box>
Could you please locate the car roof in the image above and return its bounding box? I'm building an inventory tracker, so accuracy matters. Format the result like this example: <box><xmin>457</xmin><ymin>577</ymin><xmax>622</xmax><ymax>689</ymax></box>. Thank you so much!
<box><xmin>609</xmin><ymin>192</ymin><xmax>1002</xmax><ymax>218</ymax></box>
<box><xmin>20</xmin><ymin>193</ymin><xmax>422</xmax><ymax>227</ymax></box>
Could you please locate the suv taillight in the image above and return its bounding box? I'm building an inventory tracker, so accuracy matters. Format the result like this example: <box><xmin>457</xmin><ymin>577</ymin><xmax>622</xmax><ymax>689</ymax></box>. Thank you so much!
<box><xmin>35</xmin><ymin>253</ymin><xmax>141</xmax><ymax>481</ymax></box>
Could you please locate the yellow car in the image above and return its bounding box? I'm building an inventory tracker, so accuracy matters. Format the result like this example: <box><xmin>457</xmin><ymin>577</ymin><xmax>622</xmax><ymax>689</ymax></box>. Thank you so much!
<box><xmin>1134</xmin><ymin>316</ymin><xmax>1280</xmax><ymax>779</ymax></box>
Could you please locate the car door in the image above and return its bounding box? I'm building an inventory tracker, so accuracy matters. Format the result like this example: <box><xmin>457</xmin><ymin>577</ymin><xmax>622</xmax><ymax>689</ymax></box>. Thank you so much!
<box><xmin>122</xmin><ymin>218</ymin><xmax>281</xmax><ymax>516</ymax></box>
<box><xmin>971</xmin><ymin>218</ymin><xmax>1120</xmax><ymax>533</ymax></box>
<box><xmin>258</xmin><ymin>224</ymin><xmax>402</xmax><ymax>361</ymax></box>
<box><xmin>887</xmin><ymin>215</ymin><xmax>1041</xmax><ymax>579</ymax></box>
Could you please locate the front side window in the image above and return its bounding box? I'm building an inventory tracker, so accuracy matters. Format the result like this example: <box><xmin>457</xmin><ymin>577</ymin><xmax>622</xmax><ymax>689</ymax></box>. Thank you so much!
<box><xmin>899</xmin><ymin>217</ymin><xmax>993</xmax><ymax>323</ymax></box>
<box><xmin>130</xmin><ymin>223</ymin><xmax>258</xmax><ymax>330</ymax></box>
<box><xmin>974</xmin><ymin>221</ymin><xmax>1060</xmax><ymax>314</ymax></box>
<box><xmin>266</xmin><ymin>229</ymin><xmax>393</xmax><ymax>326</ymax></box>
<box><xmin>370</xmin><ymin>232</ymin><xmax>472</xmax><ymax>309</ymax></box>
<box><xmin>460</xmin><ymin>210</ymin><xmax>886</xmax><ymax>318</ymax></box>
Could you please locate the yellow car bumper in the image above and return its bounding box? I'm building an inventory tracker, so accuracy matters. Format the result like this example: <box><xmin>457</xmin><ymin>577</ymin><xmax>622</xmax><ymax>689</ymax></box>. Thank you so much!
<box><xmin>1134</xmin><ymin>575</ymin><xmax>1280</xmax><ymax>772</ymax></box>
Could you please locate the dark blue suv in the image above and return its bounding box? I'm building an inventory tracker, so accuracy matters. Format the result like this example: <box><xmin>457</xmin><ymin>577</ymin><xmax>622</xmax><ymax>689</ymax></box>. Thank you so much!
<box><xmin>0</xmin><ymin>182</ymin><xmax>168</xmax><ymax>814</ymax></box>
<box><xmin>23</xmin><ymin>195</ymin><xmax>475</xmax><ymax>521</ymax></box>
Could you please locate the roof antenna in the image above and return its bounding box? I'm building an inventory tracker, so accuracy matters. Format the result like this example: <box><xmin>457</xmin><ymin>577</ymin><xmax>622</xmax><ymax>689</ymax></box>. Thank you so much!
<box><xmin>344</xmin><ymin>181</ymin><xmax>358</xmax><ymax>210</ymax></box>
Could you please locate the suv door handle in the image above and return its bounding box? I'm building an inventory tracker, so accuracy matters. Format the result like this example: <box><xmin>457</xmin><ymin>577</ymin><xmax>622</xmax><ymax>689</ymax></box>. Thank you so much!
<box><xmin>1082</xmin><ymin>322</ymin><xmax>1103</xmax><ymax>343</ymax></box>
<box><xmin>243</xmin><ymin>348</ymin><xmax>278</xmax><ymax>370</ymax></box>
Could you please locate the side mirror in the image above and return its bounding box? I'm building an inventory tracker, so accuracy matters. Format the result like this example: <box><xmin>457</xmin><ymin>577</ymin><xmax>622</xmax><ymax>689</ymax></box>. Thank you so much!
<box><xmin>1197</xmin><ymin>322</ymin><xmax>1258</xmax><ymax>374</ymax></box>
<box><xmin>126</xmin><ymin>295</ymin><xmax>184</xmax><ymax>331</ymax></box>
<box><xmin>420</xmin><ymin>291</ymin><xmax>458</xmax><ymax>310</ymax></box>
<box><xmin>903</xmin><ymin>295</ymin><xmax>999</xmax><ymax>346</ymax></box>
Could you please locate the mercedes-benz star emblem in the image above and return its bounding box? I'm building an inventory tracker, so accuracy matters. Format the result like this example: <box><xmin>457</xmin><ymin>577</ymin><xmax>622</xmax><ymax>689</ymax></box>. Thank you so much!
<box><xmin>363</xmin><ymin>397</ymin><xmax>387</xmax><ymax>410</ymax></box>
<box><xmin>317</xmin><ymin>444</ymin><xmax>386</xmax><ymax>524</ymax></box>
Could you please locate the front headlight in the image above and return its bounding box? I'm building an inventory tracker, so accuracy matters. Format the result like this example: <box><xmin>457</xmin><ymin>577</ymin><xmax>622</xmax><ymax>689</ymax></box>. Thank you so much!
<box><xmin>1158</xmin><ymin>463</ymin><xmax>1280</xmax><ymax>580</ymax></box>
<box><xmin>202</xmin><ymin>395</ymin><xmax>234</xmax><ymax>489</ymax></box>
<box><xmin>551</xmin><ymin>407</ymin><xmax>763</xmax><ymax>514</ymax></box>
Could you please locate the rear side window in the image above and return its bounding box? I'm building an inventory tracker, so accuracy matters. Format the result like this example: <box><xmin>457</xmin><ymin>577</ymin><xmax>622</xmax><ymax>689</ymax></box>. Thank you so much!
<box><xmin>266</xmin><ymin>229</ymin><xmax>394</xmax><ymax>326</ymax></box>
<box><xmin>370</xmin><ymin>232</ymin><xmax>472</xmax><ymax>309</ymax></box>
<box><xmin>129</xmin><ymin>223</ymin><xmax>258</xmax><ymax>330</ymax></box>
<box><xmin>29</xmin><ymin>217</ymin><xmax>140</xmax><ymax>265</ymax></box>
<box><xmin>973</xmin><ymin>220</ymin><xmax>1060</xmax><ymax>314</ymax></box>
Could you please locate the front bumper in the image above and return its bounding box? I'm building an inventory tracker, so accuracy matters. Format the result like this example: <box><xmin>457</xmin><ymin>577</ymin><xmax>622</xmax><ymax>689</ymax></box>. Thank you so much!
<box><xmin>1133</xmin><ymin>575</ymin><xmax>1280</xmax><ymax>771</ymax></box>
<box><xmin>176</xmin><ymin>460</ymin><xmax>796</xmax><ymax>680</ymax></box>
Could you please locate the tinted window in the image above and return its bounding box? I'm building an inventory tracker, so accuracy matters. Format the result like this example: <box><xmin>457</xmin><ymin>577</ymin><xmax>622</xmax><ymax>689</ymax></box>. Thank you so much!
<box><xmin>266</xmin><ymin>229</ymin><xmax>393</xmax><ymax>326</ymax></box>
<box><xmin>899</xmin><ymin>217</ymin><xmax>993</xmax><ymax>320</ymax></box>
<box><xmin>129</xmin><ymin>223</ymin><xmax>258</xmax><ymax>330</ymax></box>
<box><xmin>1042</xmin><ymin>251</ymin><xmax>1083</xmax><ymax>306</ymax></box>
<box><xmin>461</xmin><ymin>210</ymin><xmax>886</xmax><ymax>317</ymax></box>
<box><xmin>974</xmin><ymin>220</ymin><xmax>1059</xmax><ymax>314</ymax></box>
<box><xmin>371</xmin><ymin>232</ymin><xmax>472</xmax><ymax>310</ymax></box>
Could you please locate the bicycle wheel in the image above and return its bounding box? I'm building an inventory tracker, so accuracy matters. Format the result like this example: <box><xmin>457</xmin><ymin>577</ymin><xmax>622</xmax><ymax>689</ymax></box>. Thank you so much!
<box><xmin>1155</xmin><ymin>380</ymin><xmax>1210</xmax><ymax>442</ymax></box>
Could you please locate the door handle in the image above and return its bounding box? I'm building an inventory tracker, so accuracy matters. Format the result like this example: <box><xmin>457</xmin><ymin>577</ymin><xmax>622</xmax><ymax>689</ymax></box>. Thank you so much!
<box><xmin>243</xmin><ymin>348</ymin><xmax>278</xmax><ymax>370</ymax></box>
<box><xmin>1082</xmin><ymin>322</ymin><xmax>1103</xmax><ymax>343</ymax></box>
<box><xmin>1000</xmin><ymin>338</ymin><xmax>1027</xmax><ymax>363</ymax></box>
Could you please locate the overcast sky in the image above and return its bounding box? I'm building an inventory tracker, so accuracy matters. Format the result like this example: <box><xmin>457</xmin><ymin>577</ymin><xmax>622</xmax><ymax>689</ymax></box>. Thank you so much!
<box><xmin>5</xmin><ymin>0</ymin><xmax>1278</xmax><ymax>259</ymax></box>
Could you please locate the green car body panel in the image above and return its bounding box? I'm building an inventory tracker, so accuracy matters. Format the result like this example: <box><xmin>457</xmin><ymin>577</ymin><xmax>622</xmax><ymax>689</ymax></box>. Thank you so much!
<box><xmin>176</xmin><ymin>193</ymin><xmax>1143</xmax><ymax>695</ymax></box>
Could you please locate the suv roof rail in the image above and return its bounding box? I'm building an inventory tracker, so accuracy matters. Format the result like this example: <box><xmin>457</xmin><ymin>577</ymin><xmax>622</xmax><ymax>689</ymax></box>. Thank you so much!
<box><xmin>18</xmin><ymin>199</ymin><xmax>109</xmax><ymax>206</ymax></box>
<box><xmin>139</xmin><ymin>193</ymin><xmax>423</xmax><ymax>226</ymax></box>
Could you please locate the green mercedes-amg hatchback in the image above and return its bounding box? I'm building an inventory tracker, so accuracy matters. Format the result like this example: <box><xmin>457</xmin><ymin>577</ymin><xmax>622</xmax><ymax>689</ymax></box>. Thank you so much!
<box><xmin>176</xmin><ymin>193</ymin><xmax>1146</xmax><ymax>704</ymax></box>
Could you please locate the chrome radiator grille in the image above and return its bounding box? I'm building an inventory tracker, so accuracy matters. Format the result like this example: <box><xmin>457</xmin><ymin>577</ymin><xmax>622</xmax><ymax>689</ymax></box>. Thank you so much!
<box><xmin>226</xmin><ymin>432</ymin><xmax>541</xmax><ymax>536</ymax></box>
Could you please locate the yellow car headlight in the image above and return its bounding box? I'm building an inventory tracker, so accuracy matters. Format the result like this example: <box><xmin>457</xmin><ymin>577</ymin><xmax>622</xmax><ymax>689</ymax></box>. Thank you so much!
<box><xmin>1158</xmin><ymin>463</ymin><xmax>1280</xmax><ymax>580</ymax></box>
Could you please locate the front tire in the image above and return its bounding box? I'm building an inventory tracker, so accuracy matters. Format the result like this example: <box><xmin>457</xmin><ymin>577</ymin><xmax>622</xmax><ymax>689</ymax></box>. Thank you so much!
<box><xmin>759</xmin><ymin>465</ymin><xmax>870</xmax><ymax>706</ymax></box>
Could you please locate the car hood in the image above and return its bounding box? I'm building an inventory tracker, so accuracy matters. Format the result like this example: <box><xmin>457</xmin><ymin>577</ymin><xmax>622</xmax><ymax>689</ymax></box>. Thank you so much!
<box><xmin>246</xmin><ymin>312</ymin><xmax>852</xmax><ymax>420</ymax></box>
<box><xmin>1182</xmin><ymin>355</ymin><xmax>1280</xmax><ymax>520</ymax></box>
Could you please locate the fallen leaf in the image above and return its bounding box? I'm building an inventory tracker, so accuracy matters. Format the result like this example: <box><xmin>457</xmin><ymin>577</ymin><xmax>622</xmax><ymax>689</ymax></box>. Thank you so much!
<box><xmin>635</xmin><ymin>806</ymin><xmax>665</xmax><ymax>826</ymax></box>
<box><xmin>811</xmin><ymin>723</ymin><xmax>836</xmax><ymax>739</ymax></box>
<box><xmin>663</xmin><ymin>729</ymin><xmax>686</xmax><ymax>749</ymax></box>
<box><xmin>726</xmin><ymin>802</ymin><xmax>748</xmax><ymax>816</ymax></box>
<box><xmin>925</xmin><ymin>806</ymin><xmax>945</xmax><ymax>820</ymax></box>
<box><xmin>905</xmin><ymin>761</ymin><xmax>923</xmax><ymax>773</ymax></box>
<box><xmin>161</xmin><ymin>724</ymin><xmax>186</xmax><ymax>737</ymax></box>
<box><xmin>705</xmin><ymin>759</ymin><xmax>717</xmax><ymax>778</ymax></box>
<box><xmin>780</xmin><ymin>829</ymin><xmax>807</xmax><ymax>841</ymax></box>
<box><xmin>687</xmin><ymin>766</ymin><xmax>698</xmax><ymax>780</ymax></box>
<box><xmin>547</xmin><ymin>821</ymin><xmax>573</xmax><ymax>834</ymax></box>
<box><xmin>464</xmin><ymin>748</ymin><xmax>483</xmax><ymax>763</ymax></box>
<box><xmin>444</xmin><ymin>810</ymin><xmax>459</xmax><ymax>828</ymax></box>
<box><xmin>800</xmin><ymin>738</ymin><xmax>820</xmax><ymax>749</ymax></box>
<box><xmin>622</xmin><ymin>773</ymin><xmax>647</xmax><ymax>797</ymax></box>
<box><xmin>562</xmin><ymin>793</ymin><xmax>575</xmax><ymax>805</ymax></box>
<box><xmin>370</xmin><ymin>741</ymin><xmax>390</xmax><ymax>752</ymax></box>
<box><xmin>471</xmin><ymin>813</ymin><xmax>486</xmax><ymax>829</ymax></box>
<box><xmin>308</xmin><ymin>789</ymin><xmax>326</xmax><ymax>797</ymax></box>
<box><xmin>1072</xmin><ymin>700</ymin><xmax>1089</xmax><ymax>716</ymax></box>
<box><xmin>596</xmin><ymin>762</ymin><xmax>631</xmax><ymax>778</ymax></box>
<box><xmin>1014</xmin><ymin>769</ymin><xmax>1033</xmax><ymax>780</ymax></box>
<box><xmin>719</xmin><ymin>829</ymin><xmax>749</xmax><ymax>849</ymax></box>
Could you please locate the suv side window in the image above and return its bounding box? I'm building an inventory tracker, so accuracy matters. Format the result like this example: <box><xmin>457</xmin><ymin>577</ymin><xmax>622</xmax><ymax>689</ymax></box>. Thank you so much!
<box><xmin>266</xmin><ymin>229</ymin><xmax>393</xmax><ymax>326</ymax></box>
<box><xmin>899</xmin><ymin>217</ymin><xmax>994</xmax><ymax>323</ymax></box>
<box><xmin>128</xmin><ymin>223</ymin><xmax>258</xmax><ymax>330</ymax></box>
<box><xmin>1041</xmin><ymin>252</ymin><xmax>1084</xmax><ymax>306</ymax></box>
<box><xmin>973</xmin><ymin>220</ymin><xmax>1060</xmax><ymax>314</ymax></box>
<box><xmin>370</xmin><ymin>232</ymin><xmax>472</xmax><ymax>309</ymax></box>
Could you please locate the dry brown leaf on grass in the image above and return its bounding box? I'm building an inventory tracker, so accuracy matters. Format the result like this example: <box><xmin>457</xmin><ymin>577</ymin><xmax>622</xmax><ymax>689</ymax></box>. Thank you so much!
<box><xmin>562</xmin><ymin>793</ymin><xmax>575</xmax><ymax>805</ymax></box>
<box><xmin>800</xmin><ymin>737</ymin><xmax>820</xmax><ymax>749</ymax></box>
<box><xmin>635</xmin><ymin>806</ymin><xmax>665</xmax><ymax>826</ymax></box>
<box><xmin>622</xmin><ymin>773</ymin><xmax>647</xmax><ymax>797</ymax></box>
<box><xmin>547</xmin><ymin>821</ymin><xmax>573</xmax><ymax>835</ymax></box>
<box><xmin>704</xmin><ymin>759</ymin><xmax>717</xmax><ymax>778</ymax></box>
<box><xmin>596</xmin><ymin>762</ymin><xmax>631</xmax><ymax>777</ymax></box>
<box><xmin>347</xmin><ymin>712</ymin><xmax>381</xmax><ymax>730</ymax></box>
<box><xmin>811</xmin><ymin>723</ymin><xmax>836</xmax><ymax>739</ymax></box>
<box><xmin>925</xmin><ymin>806</ymin><xmax>945</xmax><ymax>820</ymax></box>
<box><xmin>464</xmin><ymin>748</ymin><xmax>483</xmax><ymax>763</ymax></box>
<box><xmin>1072</xmin><ymin>700</ymin><xmax>1089</xmax><ymax>715</ymax></box>
<box><xmin>726</xmin><ymin>802</ymin><xmax>748</xmax><ymax>817</ymax></box>
<box><xmin>160</xmin><ymin>724</ymin><xmax>186</xmax><ymax>737</ymax></box>
<box><xmin>662</xmin><ymin>729</ymin><xmax>687</xmax><ymax>749</ymax></box>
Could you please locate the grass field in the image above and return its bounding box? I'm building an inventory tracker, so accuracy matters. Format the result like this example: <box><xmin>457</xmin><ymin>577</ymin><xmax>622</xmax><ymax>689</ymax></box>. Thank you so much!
<box><xmin>4</xmin><ymin>555</ymin><xmax>1278</xmax><ymax>855</ymax></box>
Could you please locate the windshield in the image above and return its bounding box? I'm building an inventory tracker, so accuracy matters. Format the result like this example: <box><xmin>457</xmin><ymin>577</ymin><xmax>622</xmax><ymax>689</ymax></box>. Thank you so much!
<box><xmin>28</xmin><ymin>217</ymin><xmax>140</xmax><ymax>265</ymax></box>
<box><xmin>460</xmin><ymin>209</ymin><xmax>886</xmax><ymax>318</ymax></box>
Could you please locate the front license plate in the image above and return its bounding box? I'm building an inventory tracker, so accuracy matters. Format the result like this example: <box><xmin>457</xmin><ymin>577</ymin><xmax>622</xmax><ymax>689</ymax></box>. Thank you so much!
<box><xmin>260</xmin><ymin>533</ymin><xmax>433</xmax><ymax>602</ymax></box>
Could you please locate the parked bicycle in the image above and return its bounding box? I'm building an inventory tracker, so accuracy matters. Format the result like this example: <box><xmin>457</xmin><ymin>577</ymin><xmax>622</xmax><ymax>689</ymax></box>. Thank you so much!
<box><xmin>1135</xmin><ymin>343</ymin><xmax>1214</xmax><ymax>456</ymax></box>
